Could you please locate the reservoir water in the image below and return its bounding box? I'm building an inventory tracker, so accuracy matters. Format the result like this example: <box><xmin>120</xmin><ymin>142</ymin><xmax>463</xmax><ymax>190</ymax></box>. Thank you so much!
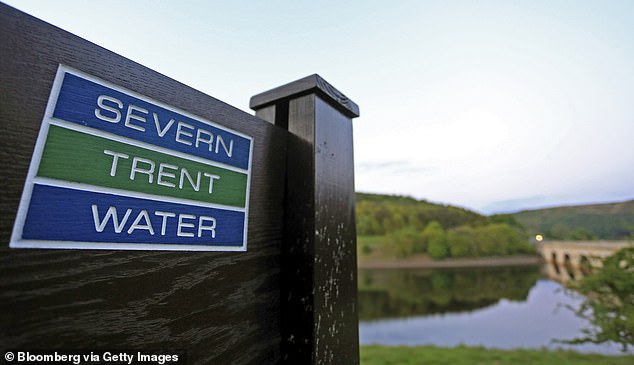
<box><xmin>358</xmin><ymin>265</ymin><xmax>632</xmax><ymax>355</ymax></box>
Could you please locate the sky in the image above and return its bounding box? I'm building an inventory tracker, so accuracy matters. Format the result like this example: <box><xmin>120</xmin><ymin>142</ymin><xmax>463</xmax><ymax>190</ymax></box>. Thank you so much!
<box><xmin>5</xmin><ymin>0</ymin><xmax>634</xmax><ymax>214</ymax></box>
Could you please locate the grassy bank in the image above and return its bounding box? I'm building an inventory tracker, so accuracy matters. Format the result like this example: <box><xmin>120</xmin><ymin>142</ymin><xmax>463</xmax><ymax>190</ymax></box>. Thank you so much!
<box><xmin>360</xmin><ymin>345</ymin><xmax>634</xmax><ymax>365</ymax></box>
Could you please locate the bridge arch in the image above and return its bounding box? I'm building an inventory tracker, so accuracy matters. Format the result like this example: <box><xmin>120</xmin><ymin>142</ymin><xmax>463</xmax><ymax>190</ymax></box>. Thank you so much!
<box><xmin>538</xmin><ymin>241</ymin><xmax>631</xmax><ymax>283</ymax></box>
<box><xmin>579</xmin><ymin>255</ymin><xmax>592</xmax><ymax>275</ymax></box>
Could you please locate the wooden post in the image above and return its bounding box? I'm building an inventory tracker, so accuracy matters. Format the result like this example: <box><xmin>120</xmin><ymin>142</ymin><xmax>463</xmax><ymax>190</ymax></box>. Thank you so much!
<box><xmin>251</xmin><ymin>75</ymin><xmax>360</xmax><ymax>364</ymax></box>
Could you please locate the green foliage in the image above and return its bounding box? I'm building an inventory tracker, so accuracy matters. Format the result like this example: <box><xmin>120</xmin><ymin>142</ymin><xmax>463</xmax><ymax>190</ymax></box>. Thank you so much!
<box><xmin>570</xmin><ymin>227</ymin><xmax>597</xmax><ymax>240</ymax></box>
<box><xmin>475</xmin><ymin>223</ymin><xmax>534</xmax><ymax>255</ymax></box>
<box><xmin>512</xmin><ymin>200</ymin><xmax>634</xmax><ymax>240</ymax></box>
<box><xmin>357</xmin><ymin>235</ymin><xmax>385</xmax><ymax>256</ymax></box>
<box><xmin>548</xmin><ymin>223</ymin><xmax>572</xmax><ymax>240</ymax></box>
<box><xmin>361</xmin><ymin>243</ymin><xmax>373</xmax><ymax>255</ymax></box>
<box><xmin>444</xmin><ymin>223</ymin><xmax>533</xmax><ymax>258</ymax></box>
<box><xmin>360</xmin><ymin>345</ymin><xmax>634</xmax><ymax>365</ymax></box>
<box><xmin>447</xmin><ymin>226</ymin><xmax>475</xmax><ymax>257</ymax></box>
<box><xmin>473</xmin><ymin>224</ymin><xmax>508</xmax><ymax>255</ymax></box>
<box><xmin>425</xmin><ymin>221</ymin><xmax>449</xmax><ymax>259</ymax></box>
<box><xmin>489</xmin><ymin>213</ymin><xmax>524</xmax><ymax>230</ymax></box>
<box><xmin>356</xmin><ymin>193</ymin><xmax>486</xmax><ymax>236</ymax></box>
<box><xmin>387</xmin><ymin>227</ymin><xmax>423</xmax><ymax>258</ymax></box>
<box><xmin>428</xmin><ymin>239</ymin><xmax>449</xmax><ymax>259</ymax></box>
<box><xmin>565</xmin><ymin>247</ymin><xmax>634</xmax><ymax>351</ymax></box>
<box><xmin>357</xmin><ymin>235</ymin><xmax>386</xmax><ymax>246</ymax></box>
<box><xmin>381</xmin><ymin>220</ymin><xmax>532</xmax><ymax>260</ymax></box>
<box><xmin>357</xmin><ymin>193</ymin><xmax>535</xmax><ymax>260</ymax></box>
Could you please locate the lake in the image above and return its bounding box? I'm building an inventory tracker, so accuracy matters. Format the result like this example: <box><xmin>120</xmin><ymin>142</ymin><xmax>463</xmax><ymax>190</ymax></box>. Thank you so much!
<box><xmin>358</xmin><ymin>264</ymin><xmax>632</xmax><ymax>355</ymax></box>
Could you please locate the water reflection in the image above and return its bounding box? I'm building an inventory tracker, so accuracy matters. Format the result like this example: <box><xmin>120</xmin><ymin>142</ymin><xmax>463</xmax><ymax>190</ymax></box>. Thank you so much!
<box><xmin>358</xmin><ymin>264</ymin><xmax>631</xmax><ymax>354</ymax></box>
<box><xmin>358</xmin><ymin>266</ymin><xmax>540</xmax><ymax>320</ymax></box>
<box><xmin>543</xmin><ymin>258</ymin><xmax>593</xmax><ymax>284</ymax></box>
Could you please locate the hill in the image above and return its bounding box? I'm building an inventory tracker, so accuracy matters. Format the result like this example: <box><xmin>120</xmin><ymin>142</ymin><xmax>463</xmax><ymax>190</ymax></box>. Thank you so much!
<box><xmin>356</xmin><ymin>192</ymin><xmax>487</xmax><ymax>235</ymax></box>
<box><xmin>356</xmin><ymin>193</ymin><xmax>533</xmax><ymax>259</ymax></box>
<box><xmin>511</xmin><ymin>199</ymin><xmax>634</xmax><ymax>240</ymax></box>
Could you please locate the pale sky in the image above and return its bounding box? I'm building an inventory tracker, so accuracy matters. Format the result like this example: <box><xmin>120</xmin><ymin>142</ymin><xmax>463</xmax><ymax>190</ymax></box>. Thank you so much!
<box><xmin>5</xmin><ymin>0</ymin><xmax>634</xmax><ymax>214</ymax></box>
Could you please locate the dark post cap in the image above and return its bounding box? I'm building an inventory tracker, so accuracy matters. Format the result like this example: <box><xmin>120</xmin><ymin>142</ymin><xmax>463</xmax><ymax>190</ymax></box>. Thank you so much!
<box><xmin>250</xmin><ymin>74</ymin><xmax>360</xmax><ymax>118</ymax></box>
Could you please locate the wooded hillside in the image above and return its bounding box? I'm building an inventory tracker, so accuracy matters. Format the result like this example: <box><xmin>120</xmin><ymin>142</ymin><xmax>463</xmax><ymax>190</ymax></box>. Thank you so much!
<box><xmin>512</xmin><ymin>199</ymin><xmax>634</xmax><ymax>240</ymax></box>
<box><xmin>356</xmin><ymin>193</ymin><xmax>486</xmax><ymax>235</ymax></box>
<box><xmin>356</xmin><ymin>193</ymin><xmax>533</xmax><ymax>259</ymax></box>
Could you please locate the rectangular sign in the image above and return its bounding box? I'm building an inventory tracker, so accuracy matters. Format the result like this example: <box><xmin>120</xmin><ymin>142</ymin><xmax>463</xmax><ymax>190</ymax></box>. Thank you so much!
<box><xmin>10</xmin><ymin>65</ymin><xmax>253</xmax><ymax>251</ymax></box>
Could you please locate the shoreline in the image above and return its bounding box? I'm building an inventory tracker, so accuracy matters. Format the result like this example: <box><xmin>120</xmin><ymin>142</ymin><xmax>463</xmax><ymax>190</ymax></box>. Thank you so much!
<box><xmin>358</xmin><ymin>255</ymin><xmax>543</xmax><ymax>269</ymax></box>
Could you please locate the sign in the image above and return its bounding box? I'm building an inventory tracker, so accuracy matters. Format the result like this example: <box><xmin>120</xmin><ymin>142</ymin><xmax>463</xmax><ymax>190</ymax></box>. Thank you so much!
<box><xmin>10</xmin><ymin>65</ymin><xmax>253</xmax><ymax>251</ymax></box>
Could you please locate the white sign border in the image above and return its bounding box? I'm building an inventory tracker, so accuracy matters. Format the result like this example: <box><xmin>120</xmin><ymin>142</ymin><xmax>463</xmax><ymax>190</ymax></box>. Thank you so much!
<box><xmin>10</xmin><ymin>64</ymin><xmax>253</xmax><ymax>252</ymax></box>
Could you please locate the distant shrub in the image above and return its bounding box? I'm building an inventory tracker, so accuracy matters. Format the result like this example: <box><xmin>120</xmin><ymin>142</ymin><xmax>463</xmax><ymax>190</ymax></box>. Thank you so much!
<box><xmin>425</xmin><ymin>221</ymin><xmax>449</xmax><ymax>259</ymax></box>
<box><xmin>387</xmin><ymin>227</ymin><xmax>422</xmax><ymax>258</ymax></box>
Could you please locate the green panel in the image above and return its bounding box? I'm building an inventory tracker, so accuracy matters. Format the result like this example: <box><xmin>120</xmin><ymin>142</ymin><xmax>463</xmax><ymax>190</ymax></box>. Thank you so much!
<box><xmin>38</xmin><ymin>125</ymin><xmax>247</xmax><ymax>208</ymax></box>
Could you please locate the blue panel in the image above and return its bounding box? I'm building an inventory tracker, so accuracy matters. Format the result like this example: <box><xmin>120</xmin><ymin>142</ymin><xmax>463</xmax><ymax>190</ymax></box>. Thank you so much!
<box><xmin>53</xmin><ymin>73</ymin><xmax>251</xmax><ymax>170</ymax></box>
<box><xmin>22</xmin><ymin>184</ymin><xmax>245</xmax><ymax>246</ymax></box>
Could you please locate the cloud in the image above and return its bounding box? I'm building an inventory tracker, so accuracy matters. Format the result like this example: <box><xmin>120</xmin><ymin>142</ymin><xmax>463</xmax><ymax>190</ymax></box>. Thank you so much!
<box><xmin>356</xmin><ymin>160</ymin><xmax>436</xmax><ymax>175</ymax></box>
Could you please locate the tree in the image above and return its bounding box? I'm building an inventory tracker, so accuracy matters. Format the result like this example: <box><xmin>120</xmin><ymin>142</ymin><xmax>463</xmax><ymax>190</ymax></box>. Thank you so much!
<box><xmin>570</xmin><ymin>227</ymin><xmax>597</xmax><ymax>240</ymax></box>
<box><xmin>547</xmin><ymin>223</ymin><xmax>571</xmax><ymax>240</ymax></box>
<box><xmin>565</xmin><ymin>247</ymin><xmax>634</xmax><ymax>351</ymax></box>
<box><xmin>387</xmin><ymin>227</ymin><xmax>421</xmax><ymax>258</ymax></box>
<box><xmin>447</xmin><ymin>226</ymin><xmax>475</xmax><ymax>257</ymax></box>
<box><xmin>473</xmin><ymin>224</ymin><xmax>507</xmax><ymax>256</ymax></box>
<box><xmin>424</xmin><ymin>221</ymin><xmax>449</xmax><ymax>259</ymax></box>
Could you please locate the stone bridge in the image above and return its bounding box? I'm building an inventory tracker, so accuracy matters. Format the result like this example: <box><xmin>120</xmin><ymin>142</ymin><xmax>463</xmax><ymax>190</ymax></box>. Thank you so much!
<box><xmin>538</xmin><ymin>240</ymin><xmax>631</xmax><ymax>283</ymax></box>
